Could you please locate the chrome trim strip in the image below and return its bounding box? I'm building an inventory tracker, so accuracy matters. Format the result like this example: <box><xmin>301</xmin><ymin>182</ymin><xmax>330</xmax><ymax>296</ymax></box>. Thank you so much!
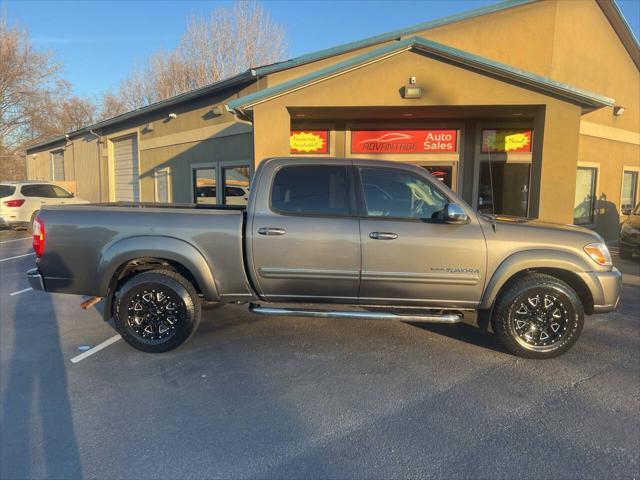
<box><xmin>249</xmin><ymin>304</ymin><xmax>462</xmax><ymax>323</ymax></box>
<box><xmin>259</xmin><ymin>267</ymin><xmax>360</xmax><ymax>280</ymax></box>
<box><xmin>362</xmin><ymin>270</ymin><xmax>479</xmax><ymax>285</ymax></box>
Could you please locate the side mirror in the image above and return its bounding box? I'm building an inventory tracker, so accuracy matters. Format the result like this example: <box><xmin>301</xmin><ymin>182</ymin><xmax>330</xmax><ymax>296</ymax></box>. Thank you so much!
<box><xmin>445</xmin><ymin>203</ymin><xmax>469</xmax><ymax>224</ymax></box>
<box><xmin>621</xmin><ymin>205</ymin><xmax>631</xmax><ymax>216</ymax></box>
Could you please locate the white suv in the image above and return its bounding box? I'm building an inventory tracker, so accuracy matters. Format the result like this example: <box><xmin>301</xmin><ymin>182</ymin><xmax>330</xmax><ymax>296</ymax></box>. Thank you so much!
<box><xmin>0</xmin><ymin>181</ymin><xmax>89</xmax><ymax>230</ymax></box>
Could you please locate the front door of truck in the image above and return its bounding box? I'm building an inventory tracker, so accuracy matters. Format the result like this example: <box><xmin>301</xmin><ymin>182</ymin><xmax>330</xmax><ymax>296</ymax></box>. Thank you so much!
<box><xmin>356</xmin><ymin>164</ymin><xmax>486</xmax><ymax>308</ymax></box>
<box><xmin>250</xmin><ymin>162</ymin><xmax>361</xmax><ymax>302</ymax></box>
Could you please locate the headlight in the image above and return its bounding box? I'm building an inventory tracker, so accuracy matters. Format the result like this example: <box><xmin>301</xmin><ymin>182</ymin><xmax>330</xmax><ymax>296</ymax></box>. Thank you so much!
<box><xmin>584</xmin><ymin>242</ymin><xmax>612</xmax><ymax>266</ymax></box>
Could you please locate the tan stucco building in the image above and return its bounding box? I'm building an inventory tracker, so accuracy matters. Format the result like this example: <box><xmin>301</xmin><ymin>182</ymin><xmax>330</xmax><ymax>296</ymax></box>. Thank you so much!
<box><xmin>25</xmin><ymin>0</ymin><xmax>640</xmax><ymax>240</ymax></box>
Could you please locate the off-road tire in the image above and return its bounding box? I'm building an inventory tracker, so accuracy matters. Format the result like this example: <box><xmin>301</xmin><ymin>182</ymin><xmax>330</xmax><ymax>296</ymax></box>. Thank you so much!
<box><xmin>114</xmin><ymin>269</ymin><xmax>201</xmax><ymax>353</ymax></box>
<box><xmin>491</xmin><ymin>273</ymin><xmax>584</xmax><ymax>359</ymax></box>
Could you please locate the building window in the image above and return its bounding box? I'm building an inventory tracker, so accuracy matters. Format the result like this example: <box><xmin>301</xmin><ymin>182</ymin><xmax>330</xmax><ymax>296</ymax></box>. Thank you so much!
<box><xmin>154</xmin><ymin>168</ymin><xmax>171</xmax><ymax>203</ymax></box>
<box><xmin>574</xmin><ymin>166</ymin><xmax>598</xmax><ymax>225</ymax></box>
<box><xmin>621</xmin><ymin>170</ymin><xmax>638</xmax><ymax>215</ymax></box>
<box><xmin>193</xmin><ymin>167</ymin><xmax>216</xmax><ymax>205</ymax></box>
<box><xmin>222</xmin><ymin>165</ymin><xmax>250</xmax><ymax>205</ymax></box>
<box><xmin>51</xmin><ymin>150</ymin><xmax>65</xmax><ymax>181</ymax></box>
<box><xmin>422</xmin><ymin>165</ymin><xmax>453</xmax><ymax>189</ymax></box>
<box><xmin>477</xmin><ymin>161</ymin><xmax>530</xmax><ymax>217</ymax></box>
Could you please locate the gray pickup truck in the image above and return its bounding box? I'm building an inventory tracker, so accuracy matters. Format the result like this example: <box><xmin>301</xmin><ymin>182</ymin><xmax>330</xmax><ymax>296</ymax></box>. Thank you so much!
<box><xmin>27</xmin><ymin>157</ymin><xmax>621</xmax><ymax>358</ymax></box>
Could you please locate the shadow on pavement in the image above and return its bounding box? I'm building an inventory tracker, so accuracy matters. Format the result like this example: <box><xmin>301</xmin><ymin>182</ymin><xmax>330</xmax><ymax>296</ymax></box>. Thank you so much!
<box><xmin>1</xmin><ymin>290</ymin><xmax>82</xmax><ymax>478</ymax></box>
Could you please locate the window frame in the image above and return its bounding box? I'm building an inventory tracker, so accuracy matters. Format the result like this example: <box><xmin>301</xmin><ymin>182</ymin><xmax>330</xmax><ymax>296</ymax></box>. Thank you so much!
<box><xmin>354</xmin><ymin>165</ymin><xmax>456</xmax><ymax>223</ymax></box>
<box><xmin>573</xmin><ymin>163</ymin><xmax>600</xmax><ymax>226</ymax></box>
<box><xmin>21</xmin><ymin>184</ymin><xmax>55</xmax><ymax>198</ymax></box>
<box><xmin>268</xmin><ymin>164</ymin><xmax>358</xmax><ymax>219</ymax></box>
<box><xmin>51</xmin><ymin>184</ymin><xmax>74</xmax><ymax>198</ymax></box>
<box><xmin>154</xmin><ymin>167</ymin><xmax>172</xmax><ymax>203</ymax></box>
<box><xmin>50</xmin><ymin>149</ymin><xmax>65</xmax><ymax>181</ymax></box>
<box><xmin>620</xmin><ymin>166</ymin><xmax>640</xmax><ymax>214</ymax></box>
<box><xmin>221</xmin><ymin>164</ymin><xmax>251</xmax><ymax>206</ymax></box>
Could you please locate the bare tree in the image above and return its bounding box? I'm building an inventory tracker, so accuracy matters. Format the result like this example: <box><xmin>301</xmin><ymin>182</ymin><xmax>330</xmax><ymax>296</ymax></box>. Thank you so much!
<box><xmin>110</xmin><ymin>0</ymin><xmax>287</xmax><ymax>111</ymax></box>
<box><xmin>0</xmin><ymin>12</ymin><xmax>97</xmax><ymax>179</ymax></box>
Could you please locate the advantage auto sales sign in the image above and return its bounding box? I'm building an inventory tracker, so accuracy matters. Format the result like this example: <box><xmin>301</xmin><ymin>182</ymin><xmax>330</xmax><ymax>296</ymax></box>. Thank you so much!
<box><xmin>351</xmin><ymin>129</ymin><xmax>458</xmax><ymax>154</ymax></box>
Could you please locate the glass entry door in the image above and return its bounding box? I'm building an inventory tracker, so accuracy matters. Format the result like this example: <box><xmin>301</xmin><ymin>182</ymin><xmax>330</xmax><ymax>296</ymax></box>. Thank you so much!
<box><xmin>192</xmin><ymin>162</ymin><xmax>251</xmax><ymax>206</ymax></box>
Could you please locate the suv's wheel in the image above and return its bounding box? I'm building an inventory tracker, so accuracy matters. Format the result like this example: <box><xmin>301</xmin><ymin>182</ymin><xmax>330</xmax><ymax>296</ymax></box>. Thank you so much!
<box><xmin>114</xmin><ymin>270</ymin><xmax>201</xmax><ymax>353</ymax></box>
<box><xmin>491</xmin><ymin>273</ymin><xmax>584</xmax><ymax>359</ymax></box>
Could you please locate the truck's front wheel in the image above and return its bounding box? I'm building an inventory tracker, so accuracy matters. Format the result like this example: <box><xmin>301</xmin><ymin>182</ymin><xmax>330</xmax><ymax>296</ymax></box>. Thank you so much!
<box><xmin>491</xmin><ymin>273</ymin><xmax>584</xmax><ymax>359</ymax></box>
<box><xmin>114</xmin><ymin>270</ymin><xmax>201</xmax><ymax>353</ymax></box>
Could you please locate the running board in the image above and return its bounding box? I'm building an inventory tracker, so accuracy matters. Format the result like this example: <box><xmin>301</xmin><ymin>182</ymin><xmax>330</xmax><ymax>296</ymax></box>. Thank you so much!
<box><xmin>249</xmin><ymin>304</ymin><xmax>462</xmax><ymax>323</ymax></box>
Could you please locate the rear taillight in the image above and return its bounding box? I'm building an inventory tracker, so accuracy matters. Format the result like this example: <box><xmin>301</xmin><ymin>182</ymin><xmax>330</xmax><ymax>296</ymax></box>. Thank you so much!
<box><xmin>3</xmin><ymin>199</ymin><xmax>25</xmax><ymax>207</ymax></box>
<box><xmin>33</xmin><ymin>216</ymin><xmax>45</xmax><ymax>258</ymax></box>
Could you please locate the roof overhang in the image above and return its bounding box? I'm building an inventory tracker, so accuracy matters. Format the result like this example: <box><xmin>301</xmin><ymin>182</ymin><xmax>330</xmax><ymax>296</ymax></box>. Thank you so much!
<box><xmin>227</xmin><ymin>36</ymin><xmax>615</xmax><ymax>117</ymax></box>
<box><xmin>253</xmin><ymin>0</ymin><xmax>539</xmax><ymax>77</ymax></box>
<box><xmin>597</xmin><ymin>0</ymin><xmax>640</xmax><ymax>69</ymax></box>
<box><xmin>26</xmin><ymin>70</ymin><xmax>256</xmax><ymax>154</ymax></box>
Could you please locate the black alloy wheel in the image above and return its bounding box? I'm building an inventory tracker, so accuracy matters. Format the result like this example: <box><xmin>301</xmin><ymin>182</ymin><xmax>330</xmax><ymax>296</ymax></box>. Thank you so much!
<box><xmin>492</xmin><ymin>273</ymin><xmax>584</xmax><ymax>359</ymax></box>
<box><xmin>115</xmin><ymin>270</ymin><xmax>201</xmax><ymax>353</ymax></box>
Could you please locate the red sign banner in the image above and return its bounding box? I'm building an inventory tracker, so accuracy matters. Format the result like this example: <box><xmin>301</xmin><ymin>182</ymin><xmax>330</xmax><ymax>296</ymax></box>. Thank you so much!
<box><xmin>481</xmin><ymin>129</ymin><xmax>532</xmax><ymax>153</ymax></box>
<box><xmin>290</xmin><ymin>130</ymin><xmax>329</xmax><ymax>154</ymax></box>
<box><xmin>351</xmin><ymin>129</ymin><xmax>458</xmax><ymax>154</ymax></box>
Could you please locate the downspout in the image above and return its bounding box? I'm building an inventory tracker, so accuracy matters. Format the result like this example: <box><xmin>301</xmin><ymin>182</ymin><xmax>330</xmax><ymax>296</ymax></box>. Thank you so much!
<box><xmin>88</xmin><ymin>130</ymin><xmax>103</xmax><ymax>202</ymax></box>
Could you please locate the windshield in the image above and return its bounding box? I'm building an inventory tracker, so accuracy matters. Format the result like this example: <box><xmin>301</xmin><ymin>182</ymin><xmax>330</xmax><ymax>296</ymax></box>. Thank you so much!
<box><xmin>0</xmin><ymin>185</ymin><xmax>16</xmax><ymax>198</ymax></box>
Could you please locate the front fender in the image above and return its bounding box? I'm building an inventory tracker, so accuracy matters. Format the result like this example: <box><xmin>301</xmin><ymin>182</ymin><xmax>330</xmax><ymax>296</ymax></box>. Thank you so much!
<box><xmin>480</xmin><ymin>249</ymin><xmax>597</xmax><ymax>310</ymax></box>
<box><xmin>97</xmin><ymin>235</ymin><xmax>219</xmax><ymax>301</ymax></box>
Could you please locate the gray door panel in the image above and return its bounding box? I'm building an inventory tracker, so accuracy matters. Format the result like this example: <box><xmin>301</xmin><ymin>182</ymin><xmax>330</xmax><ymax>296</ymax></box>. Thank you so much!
<box><xmin>249</xmin><ymin>161</ymin><xmax>360</xmax><ymax>302</ymax></box>
<box><xmin>359</xmin><ymin>219</ymin><xmax>486</xmax><ymax>307</ymax></box>
<box><xmin>252</xmin><ymin>214</ymin><xmax>361</xmax><ymax>301</ymax></box>
<box><xmin>355</xmin><ymin>162</ymin><xmax>487</xmax><ymax>307</ymax></box>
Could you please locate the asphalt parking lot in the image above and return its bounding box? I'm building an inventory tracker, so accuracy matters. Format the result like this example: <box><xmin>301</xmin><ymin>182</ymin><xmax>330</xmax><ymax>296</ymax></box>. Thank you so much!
<box><xmin>1</xmin><ymin>227</ymin><xmax>639</xmax><ymax>479</ymax></box>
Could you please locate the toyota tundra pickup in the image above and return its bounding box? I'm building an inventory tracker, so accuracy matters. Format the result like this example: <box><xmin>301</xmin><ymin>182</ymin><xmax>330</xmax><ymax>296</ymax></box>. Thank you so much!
<box><xmin>27</xmin><ymin>157</ymin><xmax>621</xmax><ymax>358</ymax></box>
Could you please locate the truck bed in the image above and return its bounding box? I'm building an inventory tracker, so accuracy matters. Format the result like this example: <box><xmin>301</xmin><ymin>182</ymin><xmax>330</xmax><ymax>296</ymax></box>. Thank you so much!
<box><xmin>36</xmin><ymin>203</ymin><xmax>254</xmax><ymax>302</ymax></box>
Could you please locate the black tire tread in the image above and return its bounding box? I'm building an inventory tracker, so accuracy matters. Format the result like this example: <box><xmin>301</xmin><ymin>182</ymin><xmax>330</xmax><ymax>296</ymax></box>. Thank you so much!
<box><xmin>115</xmin><ymin>269</ymin><xmax>201</xmax><ymax>353</ymax></box>
<box><xmin>491</xmin><ymin>272</ymin><xmax>584</xmax><ymax>359</ymax></box>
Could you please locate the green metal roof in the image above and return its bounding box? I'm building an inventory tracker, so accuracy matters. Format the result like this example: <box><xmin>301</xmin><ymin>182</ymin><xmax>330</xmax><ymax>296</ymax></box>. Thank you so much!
<box><xmin>228</xmin><ymin>36</ymin><xmax>614</xmax><ymax>112</ymax></box>
<box><xmin>27</xmin><ymin>71</ymin><xmax>255</xmax><ymax>153</ymax></box>
<box><xmin>253</xmin><ymin>0</ymin><xmax>538</xmax><ymax>77</ymax></box>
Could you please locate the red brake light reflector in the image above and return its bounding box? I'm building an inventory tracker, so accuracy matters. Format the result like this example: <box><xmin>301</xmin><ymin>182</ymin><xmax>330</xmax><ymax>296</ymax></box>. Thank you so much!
<box><xmin>33</xmin><ymin>216</ymin><xmax>45</xmax><ymax>258</ymax></box>
<box><xmin>3</xmin><ymin>199</ymin><xmax>25</xmax><ymax>207</ymax></box>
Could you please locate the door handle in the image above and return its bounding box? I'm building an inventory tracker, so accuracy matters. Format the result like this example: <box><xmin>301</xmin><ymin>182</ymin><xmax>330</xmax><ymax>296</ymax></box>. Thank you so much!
<box><xmin>369</xmin><ymin>231</ymin><xmax>398</xmax><ymax>240</ymax></box>
<box><xmin>258</xmin><ymin>227</ymin><xmax>287</xmax><ymax>236</ymax></box>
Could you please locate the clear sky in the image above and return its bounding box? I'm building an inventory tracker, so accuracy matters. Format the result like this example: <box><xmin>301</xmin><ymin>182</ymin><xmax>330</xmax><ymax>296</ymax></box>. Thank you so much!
<box><xmin>5</xmin><ymin>0</ymin><xmax>640</xmax><ymax>100</ymax></box>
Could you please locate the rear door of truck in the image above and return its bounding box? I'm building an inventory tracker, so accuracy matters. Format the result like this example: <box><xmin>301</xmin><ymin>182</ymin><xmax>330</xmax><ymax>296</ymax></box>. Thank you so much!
<box><xmin>248</xmin><ymin>159</ymin><xmax>361</xmax><ymax>302</ymax></box>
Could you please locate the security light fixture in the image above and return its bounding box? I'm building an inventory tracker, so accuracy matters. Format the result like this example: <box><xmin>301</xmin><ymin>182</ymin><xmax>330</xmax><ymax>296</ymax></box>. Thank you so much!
<box><xmin>613</xmin><ymin>106</ymin><xmax>625</xmax><ymax>116</ymax></box>
<box><xmin>210</xmin><ymin>106</ymin><xmax>223</xmax><ymax>116</ymax></box>
<box><xmin>402</xmin><ymin>85</ymin><xmax>423</xmax><ymax>99</ymax></box>
<box><xmin>409</xmin><ymin>76</ymin><xmax>417</xmax><ymax>85</ymax></box>
<box><xmin>168</xmin><ymin>113</ymin><xmax>177</xmax><ymax>120</ymax></box>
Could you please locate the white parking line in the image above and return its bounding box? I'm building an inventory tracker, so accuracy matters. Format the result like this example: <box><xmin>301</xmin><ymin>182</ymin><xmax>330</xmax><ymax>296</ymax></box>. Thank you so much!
<box><xmin>10</xmin><ymin>287</ymin><xmax>32</xmax><ymax>296</ymax></box>
<box><xmin>0</xmin><ymin>237</ymin><xmax>31</xmax><ymax>244</ymax></box>
<box><xmin>70</xmin><ymin>334</ymin><xmax>122</xmax><ymax>363</ymax></box>
<box><xmin>0</xmin><ymin>253</ymin><xmax>35</xmax><ymax>262</ymax></box>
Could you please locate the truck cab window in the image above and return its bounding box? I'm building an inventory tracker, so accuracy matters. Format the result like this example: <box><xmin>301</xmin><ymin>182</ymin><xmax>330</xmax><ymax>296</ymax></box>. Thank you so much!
<box><xmin>359</xmin><ymin>167</ymin><xmax>447</xmax><ymax>220</ymax></box>
<box><xmin>271</xmin><ymin>165</ymin><xmax>351</xmax><ymax>216</ymax></box>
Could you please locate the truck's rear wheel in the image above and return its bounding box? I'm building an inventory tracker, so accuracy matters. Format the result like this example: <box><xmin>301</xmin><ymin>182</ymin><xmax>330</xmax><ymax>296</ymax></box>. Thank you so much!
<box><xmin>114</xmin><ymin>270</ymin><xmax>201</xmax><ymax>353</ymax></box>
<box><xmin>491</xmin><ymin>273</ymin><xmax>584</xmax><ymax>359</ymax></box>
